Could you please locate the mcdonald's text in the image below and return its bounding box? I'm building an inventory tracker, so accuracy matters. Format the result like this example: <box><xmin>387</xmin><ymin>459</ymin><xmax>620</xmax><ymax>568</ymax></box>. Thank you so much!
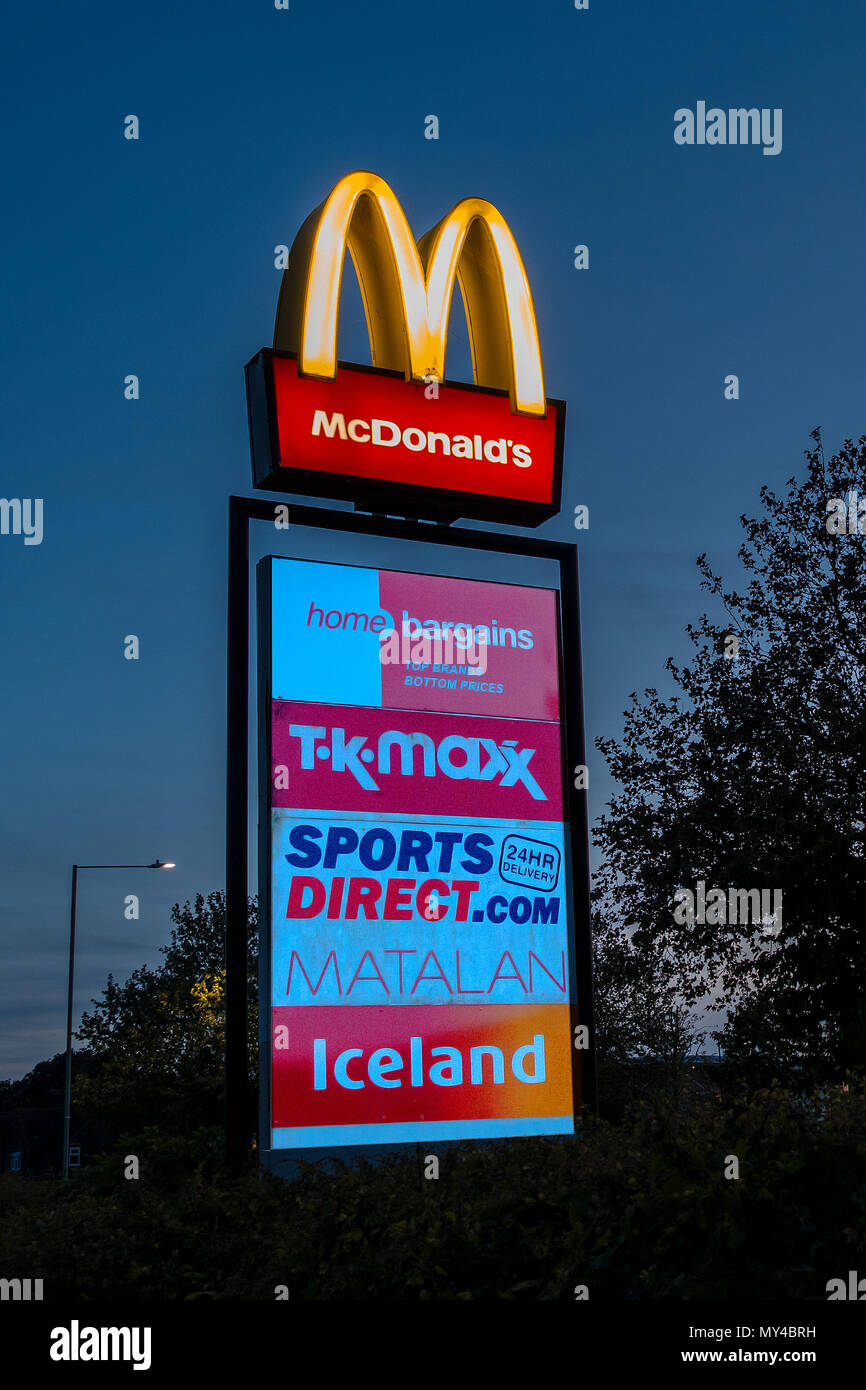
<box><xmin>247</xmin><ymin>353</ymin><xmax>563</xmax><ymax>522</ymax></box>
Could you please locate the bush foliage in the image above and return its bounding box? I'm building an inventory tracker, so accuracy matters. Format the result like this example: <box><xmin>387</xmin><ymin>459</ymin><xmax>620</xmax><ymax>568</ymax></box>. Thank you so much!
<box><xmin>2</xmin><ymin>1078</ymin><xmax>864</xmax><ymax>1300</ymax></box>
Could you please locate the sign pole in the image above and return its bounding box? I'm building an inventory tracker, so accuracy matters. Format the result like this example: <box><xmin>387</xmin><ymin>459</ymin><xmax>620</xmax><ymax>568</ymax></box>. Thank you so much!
<box><xmin>560</xmin><ymin>547</ymin><xmax>597</xmax><ymax>1110</ymax></box>
<box><xmin>226</xmin><ymin>497</ymin><xmax>251</xmax><ymax>1171</ymax></box>
<box><xmin>62</xmin><ymin>863</ymin><xmax>78</xmax><ymax>1179</ymax></box>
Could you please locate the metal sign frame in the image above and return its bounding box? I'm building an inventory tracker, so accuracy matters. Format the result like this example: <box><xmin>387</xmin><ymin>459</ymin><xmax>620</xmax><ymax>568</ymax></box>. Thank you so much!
<box><xmin>225</xmin><ymin>495</ymin><xmax>595</xmax><ymax>1171</ymax></box>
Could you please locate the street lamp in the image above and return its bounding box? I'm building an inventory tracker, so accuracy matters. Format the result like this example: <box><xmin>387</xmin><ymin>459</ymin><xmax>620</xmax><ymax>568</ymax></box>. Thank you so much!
<box><xmin>63</xmin><ymin>859</ymin><xmax>176</xmax><ymax>1178</ymax></box>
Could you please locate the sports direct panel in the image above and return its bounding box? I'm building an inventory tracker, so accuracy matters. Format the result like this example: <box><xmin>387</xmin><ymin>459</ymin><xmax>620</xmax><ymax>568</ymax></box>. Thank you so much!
<box><xmin>266</xmin><ymin>557</ymin><xmax>576</xmax><ymax>1149</ymax></box>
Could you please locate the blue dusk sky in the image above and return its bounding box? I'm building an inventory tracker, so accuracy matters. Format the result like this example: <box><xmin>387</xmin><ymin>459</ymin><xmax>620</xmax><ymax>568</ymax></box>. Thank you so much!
<box><xmin>1</xmin><ymin>0</ymin><xmax>864</xmax><ymax>1075</ymax></box>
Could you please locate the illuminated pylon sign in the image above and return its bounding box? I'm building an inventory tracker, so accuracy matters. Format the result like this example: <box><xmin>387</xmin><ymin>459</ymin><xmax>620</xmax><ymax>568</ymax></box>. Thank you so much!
<box><xmin>245</xmin><ymin>171</ymin><xmax>566</xmax><ymax>526</ymax></box>
<box><xmin>275</xmin><ymin>170</ymin><xmax>545</xmax><ymax>417</ymax></box>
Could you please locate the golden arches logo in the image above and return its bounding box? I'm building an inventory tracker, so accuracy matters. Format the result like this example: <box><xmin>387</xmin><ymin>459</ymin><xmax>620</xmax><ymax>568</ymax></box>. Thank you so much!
<box><xmin>274</xmin><ymin>170</ymin><xmax>546</xmax><ymax>417</ymax></box>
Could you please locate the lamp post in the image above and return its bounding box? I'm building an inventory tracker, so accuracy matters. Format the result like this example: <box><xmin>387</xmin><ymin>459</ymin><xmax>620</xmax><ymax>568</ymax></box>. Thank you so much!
<box><xmin>63</xmin><ymin>860</ymin><xmax>175</xmax><ymax>1178</ymax></box>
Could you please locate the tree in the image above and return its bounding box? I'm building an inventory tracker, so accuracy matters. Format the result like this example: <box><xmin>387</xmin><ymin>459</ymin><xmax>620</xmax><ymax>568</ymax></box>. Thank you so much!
<box><xmin>74</xmin><ymin>892</ymin><xmax>258</xmax><ymax>1138</ymax></box>
<box><xmin>593</xmin><ymin>430</ymin><xmax>866</xmax><ymax>1078</ymax></box>
<box><xmin>591</xmin><ymin>911</ymin><xmax>703</xmax><ymax>1064</ymax></box>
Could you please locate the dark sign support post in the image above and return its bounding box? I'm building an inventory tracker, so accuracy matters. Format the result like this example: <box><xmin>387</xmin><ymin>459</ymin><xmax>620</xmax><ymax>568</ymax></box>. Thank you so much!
<box><xmin>225</xmin><ymin>494</ymin><xmax>596</xmax><ymax>1172</ymax></box>
<box><xmin>226</xmin><ymin>497</ymin><xmax>252</xmax><ymax>1173</ymax></box>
